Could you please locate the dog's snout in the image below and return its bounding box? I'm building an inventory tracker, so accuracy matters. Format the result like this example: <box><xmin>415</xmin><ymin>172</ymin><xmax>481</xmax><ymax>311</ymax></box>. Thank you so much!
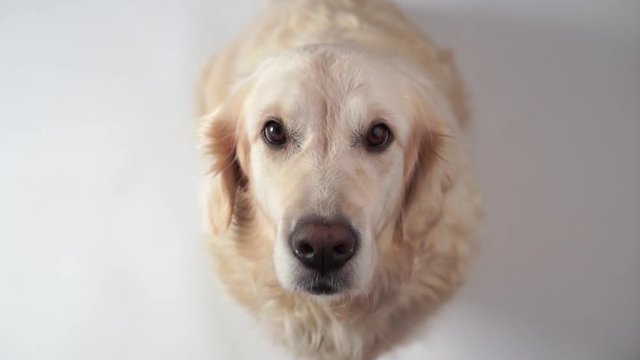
<box><xmin>290</xmin><ymin>220</ymin><xmax>357</xmax><ymax>274</ymax></box>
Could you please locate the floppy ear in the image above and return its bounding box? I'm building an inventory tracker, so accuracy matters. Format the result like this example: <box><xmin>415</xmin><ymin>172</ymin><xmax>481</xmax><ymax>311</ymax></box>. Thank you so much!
<box><xmin>401</xmin><ymin>84</ymin><xmax>458</xmax><ymax>242</ymax></box>
<box><xmin>199</xmin><ymin>85</ymin><xmax>251</xmax><ymax>235</ymax></box>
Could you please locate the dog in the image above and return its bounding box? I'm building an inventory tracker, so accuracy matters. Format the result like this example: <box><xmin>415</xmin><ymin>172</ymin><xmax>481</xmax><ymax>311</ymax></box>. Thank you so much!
<box><xmin>198</xmin><ymin>0</ymin><xmax>482</xmax><ymax>358</ymax></box>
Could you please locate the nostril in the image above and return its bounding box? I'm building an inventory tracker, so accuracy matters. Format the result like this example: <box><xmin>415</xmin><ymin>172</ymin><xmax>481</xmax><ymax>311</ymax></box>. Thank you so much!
<box><xmin>333</xmin><ymin>243</ymin><xmax>354</xmax><ymax>257</ymax></box>
<box><xmin>295</xmin><ymin>241</ymin><xmax>315</xmax><ymax>258</ymax></box>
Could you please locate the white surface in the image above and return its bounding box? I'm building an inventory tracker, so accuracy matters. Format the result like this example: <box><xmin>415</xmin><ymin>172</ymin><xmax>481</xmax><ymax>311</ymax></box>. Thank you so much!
<box><xmin>1</xmin><ymin>1</ymin><xmax>638</xmax><ymax>359</ymax></box>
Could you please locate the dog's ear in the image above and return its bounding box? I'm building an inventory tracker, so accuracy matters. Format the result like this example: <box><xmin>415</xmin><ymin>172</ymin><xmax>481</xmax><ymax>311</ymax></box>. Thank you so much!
<box><xmin>199</xmin><ymin>85</ymin><xmax>251</xmax><ymax>235</ymax></box>
<box><xmin>400</xmin><ymin>83</ymin><xmax>458</xmax><ymax>242</ymax></box>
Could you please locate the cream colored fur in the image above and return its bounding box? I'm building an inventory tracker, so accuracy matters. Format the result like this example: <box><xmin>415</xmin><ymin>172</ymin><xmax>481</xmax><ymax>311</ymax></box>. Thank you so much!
<box><xmin>198</xmin><ymin>1</ymin><xmax>482</xmax><ymax>359</ymax></box>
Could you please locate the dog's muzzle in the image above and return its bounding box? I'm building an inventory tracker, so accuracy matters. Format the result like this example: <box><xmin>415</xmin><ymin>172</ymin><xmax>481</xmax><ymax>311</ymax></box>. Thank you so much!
<box><xmin>289</xmin><ymin>217</ymin><xmax>359</xmax><ymax>295</ymax></box>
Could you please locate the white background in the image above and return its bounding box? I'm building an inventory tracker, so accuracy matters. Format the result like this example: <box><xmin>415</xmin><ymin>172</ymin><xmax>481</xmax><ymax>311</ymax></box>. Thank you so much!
<box><xmin>1</xmin><ymin>0</ymin><xmax>638</xmax><ymax>359</ymax></box>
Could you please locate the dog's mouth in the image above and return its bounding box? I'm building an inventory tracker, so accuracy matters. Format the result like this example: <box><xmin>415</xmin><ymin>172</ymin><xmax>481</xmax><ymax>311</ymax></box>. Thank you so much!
<box><xmin>308</xmin><ymin>282</ymin><xmax>337</xmax><ymax>295</ymax></box>
<box><xmin>296</xmin><ymin>272</ymin><xmax>350</xmax><ymax>296</ymax></box>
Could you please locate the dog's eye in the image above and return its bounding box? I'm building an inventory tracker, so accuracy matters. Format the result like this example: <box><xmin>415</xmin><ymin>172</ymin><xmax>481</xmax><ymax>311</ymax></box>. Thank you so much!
<box><xmin>365</xmin><ymin>123</ymin><xmax>392</xmax><ymax>151</ymax></box>
<box><xmin>262</xmin><ymin>119</ymin><xmax>287</xmax><ymax>146</ymax></box>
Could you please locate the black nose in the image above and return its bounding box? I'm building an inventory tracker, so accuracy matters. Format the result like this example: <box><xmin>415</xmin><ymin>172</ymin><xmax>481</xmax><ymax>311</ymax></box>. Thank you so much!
<box><xmin>290</xmin><ymin>220</ymin><xmax>358</xmax><ymax>274</ymax></box>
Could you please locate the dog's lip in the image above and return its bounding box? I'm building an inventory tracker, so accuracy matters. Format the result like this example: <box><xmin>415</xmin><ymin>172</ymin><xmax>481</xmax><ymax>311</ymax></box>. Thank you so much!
<box><xmin>307</xmin><ymin>282</ymin><xmax>338</xmax><ymax>295</ymax></box>
<box><xmin>297</xmin><ymin>276</ymin><xmax>345</xmax><ymax>296</ymax></box>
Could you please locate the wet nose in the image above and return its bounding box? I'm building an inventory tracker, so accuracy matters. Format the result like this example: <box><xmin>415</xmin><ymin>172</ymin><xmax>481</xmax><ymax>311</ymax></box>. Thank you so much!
<box><xmin>290</xmin><ymin>220</ymin><xmax>358</xmax><ymax>274</ymax></box>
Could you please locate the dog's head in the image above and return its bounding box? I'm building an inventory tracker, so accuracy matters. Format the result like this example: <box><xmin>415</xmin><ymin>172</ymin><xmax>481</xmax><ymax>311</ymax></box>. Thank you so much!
<box><xmin>201</xmin><ymin>44</ymin><xmax>454</xmax><ymax>299</ymax></box>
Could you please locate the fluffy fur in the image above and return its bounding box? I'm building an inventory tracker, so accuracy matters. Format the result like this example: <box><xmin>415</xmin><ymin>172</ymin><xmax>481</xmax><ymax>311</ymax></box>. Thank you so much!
<box><xmin>198</xmin><ymin>1</ymin><xmax>482</xmax><ymax>359</ymax></box>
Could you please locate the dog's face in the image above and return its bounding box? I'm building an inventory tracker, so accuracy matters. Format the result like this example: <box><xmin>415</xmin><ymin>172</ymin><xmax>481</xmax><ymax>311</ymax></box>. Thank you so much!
<box><xmin>202</xmin><ymin>45</ymin><xmax>445</xmax><ymax>299</ymax></box>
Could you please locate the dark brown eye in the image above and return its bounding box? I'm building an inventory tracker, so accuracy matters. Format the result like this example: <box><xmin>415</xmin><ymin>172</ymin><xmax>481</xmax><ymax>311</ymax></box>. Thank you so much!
<box><xmin>365</xmin><ymin>123</ymin><xmax>392</xmax><ymax>151</ymax></box>
<box><xmin>263</xmin><ymin>119</ymin><xmax>287</xmax><ymax>146</ymax></box>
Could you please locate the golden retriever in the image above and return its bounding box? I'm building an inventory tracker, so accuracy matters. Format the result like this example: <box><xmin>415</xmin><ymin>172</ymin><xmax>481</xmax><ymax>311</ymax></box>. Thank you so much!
<box><xmin>198</xmin><ymin>0</ymin><xmax>482</xmax><ymax>358</ymax></box>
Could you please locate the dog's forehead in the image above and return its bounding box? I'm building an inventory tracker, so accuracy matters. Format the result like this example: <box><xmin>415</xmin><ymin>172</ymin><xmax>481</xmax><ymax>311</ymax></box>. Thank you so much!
<box><xmin>252</xmin><ymin>52</ymin><xmax>363</xmax><ymax>105</ymax></box>
<box><xmin>247</xmin><ymin>49</ymin><xmax>413</xmax><ymax>141</ymax></box>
